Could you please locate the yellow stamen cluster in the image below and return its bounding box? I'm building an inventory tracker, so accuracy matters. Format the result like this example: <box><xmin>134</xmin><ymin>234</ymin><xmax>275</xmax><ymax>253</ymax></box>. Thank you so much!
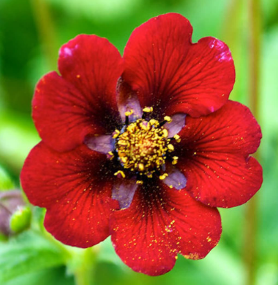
<box><xmin>116</xmin><ymin>119</ymin><xmax>170</xmax><ymax>176</ymax></box>
<box><xmin>113</xmin><ymin>108</ymin><xmax>182</xmax><ymax>182</ymax></box>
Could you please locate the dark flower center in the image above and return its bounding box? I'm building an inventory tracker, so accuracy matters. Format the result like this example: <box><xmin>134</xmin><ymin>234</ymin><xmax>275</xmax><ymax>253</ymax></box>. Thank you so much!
<box><xmin>112</xmin><ymin>108</ymin><xmax>180</xmax><ymax>184</ymax></box>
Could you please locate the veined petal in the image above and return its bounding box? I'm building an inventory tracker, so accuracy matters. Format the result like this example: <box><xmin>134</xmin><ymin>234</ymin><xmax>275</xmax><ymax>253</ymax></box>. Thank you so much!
<box><xmin>20</xmin><ymin>142</ymin><xmax>119</xmax><ymax>247</ymax></box>
<box><xmin>122</xmin><ymin>13</ymin><xmax>235</xmax><ymax>118</ymax></box>
<box><xmin>177</xmin><ymin>100</ymin><xmax>262</xmax><ymax>208</ymax></box>
<box><xmin>110</xmin><ymin>181</ymin><xmax>221</xmax><ymax>276</ymax></box>
<box><xmin>33</xmin><ymin>35</ymin><xmax>124</xmax><ymax>152</ymax></box>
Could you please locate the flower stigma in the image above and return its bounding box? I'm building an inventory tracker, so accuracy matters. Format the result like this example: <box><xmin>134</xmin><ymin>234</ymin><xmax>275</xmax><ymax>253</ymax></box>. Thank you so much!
<box><xmin>114</xmin><ymin>107</ymin><xmax>180</xmax><ymax>183</ymax></box>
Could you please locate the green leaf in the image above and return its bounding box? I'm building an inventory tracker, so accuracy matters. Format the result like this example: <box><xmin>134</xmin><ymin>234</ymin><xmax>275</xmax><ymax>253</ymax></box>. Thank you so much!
<box><xmin>0</xmin><ymin>231</ymin><xmax>66</xmax><ymax>283</ymax></box>
<box><xmin>3</xmin><ymin>266</ymin><xmax>74</xmax><ymax>285</ymax></box>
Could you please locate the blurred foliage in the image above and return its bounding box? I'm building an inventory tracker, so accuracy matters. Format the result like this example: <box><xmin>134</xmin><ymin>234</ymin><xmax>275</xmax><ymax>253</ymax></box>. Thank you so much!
<box><xmin>0</xmin><ymin>0</ymin><xmax>278</xmax><ymax>284</ymax></box>
<box><xmin>0</xmin><ymin>166</ymin><xmax>14</xmax><ymax>190</ymax></box>
<box><xmin>0</xmin><ymin>231</ymin><xmax>65</xmax><ymax>283</ymax></box>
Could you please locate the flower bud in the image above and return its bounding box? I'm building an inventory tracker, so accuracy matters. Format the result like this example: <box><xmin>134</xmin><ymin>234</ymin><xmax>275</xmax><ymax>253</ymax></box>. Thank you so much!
<box><xmin>0</xmin><ymin>190</ymin><xmax>31</xmax><ymax>236</ymax></box>
<box><xmin>10</xmin><ymin>206</ymin><xmax>32</xmax><ymax>233</ymax></box>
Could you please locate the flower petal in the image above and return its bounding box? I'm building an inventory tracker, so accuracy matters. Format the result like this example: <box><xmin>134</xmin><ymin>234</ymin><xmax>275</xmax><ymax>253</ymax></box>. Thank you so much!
<box><xmin>112</xmin><ymin>179</ymin><xmax>138</xmax><ymax>209</ymax></box>
<box><xmin>163</xmin><ymin>168</ymin><xmax>187</xmax><ymax>190</ymax></box>
<box><xmin>110</xmin><ymin>181</ymin><xmax>221</xmax><ymax>276</ymax></box>
<box><xmin>164</xmin><ymin>113</ymin><xmax>186</xmax><ymax>138</ymax></box>
<box><xmin>33</xmin><ymin>35</ymin><xmax>124</xmax><ymax>152</ymax></box>
<box><xmin>84</xmin><ymin>134</ymin><xmax>115</xmax><ymax>154</ymax></box>
<box><xmin>122</xmin><ymin>13</ymin><xmax>235</xmax><ymax>118</ymax></box>
<box><xmin>20</xmin><ymin>142</ymin><xmax>119</xmax><ymax>247</ymax></box>
<box><xmin>116</xmin><ymin>78</ymin><xmax>142</xmax><ymax>122</ymax></box>
<box><xmin>177</xmin><ymin>100</ymin><xmax>262</xmax><ymax>208</ymax></box>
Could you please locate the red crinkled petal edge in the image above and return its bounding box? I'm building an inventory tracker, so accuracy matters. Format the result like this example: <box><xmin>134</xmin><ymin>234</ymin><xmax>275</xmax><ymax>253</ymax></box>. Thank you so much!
<box><xmin>177</xmin><ymin>100</ymin><xmax>262</xmax><ymax>208</ymax></box>
<box><xmin>33</xmin><ymin>35</ymin><xmax>124</xmax><ymax>152</ymax></box>
<box><xmin>20</xmin><ymin>142</ymin><xmax>119</xmax><ymax>247</ymax></box>
<box><xmin>122</xmin><ymin>13</ymin><xmax>235</xmax><ymax>119</ymax></box>
<box><xmin>110</xmin><ymin>181</ymin><xmax>222</xmax><ymax>276</ymax></box>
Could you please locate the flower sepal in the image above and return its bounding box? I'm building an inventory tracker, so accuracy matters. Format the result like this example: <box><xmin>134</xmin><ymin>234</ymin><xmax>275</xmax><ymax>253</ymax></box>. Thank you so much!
<box><xmin>10</xmin><ymin>206</ymin><xmax>32</xmax><ymax>234</ymax></box>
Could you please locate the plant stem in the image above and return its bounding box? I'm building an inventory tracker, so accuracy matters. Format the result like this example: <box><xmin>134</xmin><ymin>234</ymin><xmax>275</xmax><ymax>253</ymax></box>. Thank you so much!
<box><xmin>73</xmin><ymin>248</ymin><xmax>96</xmax><ymax>285</ymax></box>
<box><xmin>244</xmin><ymin>0</ymin><xmax>261</xmax><ymax>284</ymax></box>
<box><xmin>30</xmin><ymin>0</ymin><xmax>58</xmax><ymax>70</ymax></box>
<box><xmin>221</xmin><ymin>0</ymin><xmax>243</xmax><ymax>101</ymax></box>
<box><xmin>248</xmin><ymin>0</ymin><xmax>261</xmax><ymax>117</ymax></box>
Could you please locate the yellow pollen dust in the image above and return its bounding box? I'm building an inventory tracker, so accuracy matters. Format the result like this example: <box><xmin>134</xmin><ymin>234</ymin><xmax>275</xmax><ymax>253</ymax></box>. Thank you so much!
<box><xmin>116</xmin><ymin>119</ymin><xmax>170</xmax><ymax>176</ymax></box>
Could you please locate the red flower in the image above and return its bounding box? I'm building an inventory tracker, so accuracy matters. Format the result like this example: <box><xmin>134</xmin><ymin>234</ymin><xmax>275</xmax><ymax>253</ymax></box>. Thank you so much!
<box><xmin>20</xmin><ymin>13</ymin><xmax>262</xmax><ymax>275</ymax></box>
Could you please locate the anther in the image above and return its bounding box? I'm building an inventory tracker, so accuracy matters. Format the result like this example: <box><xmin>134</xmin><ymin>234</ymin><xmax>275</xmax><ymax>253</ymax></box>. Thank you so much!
<box><xmin>125</xmin><ymin>109</ymin><xmax>134</xmax><ymax>125</ymax></box>
<box><xmin>161</xmin><ymin>129</ymin><xmax>168</xmax><ymax>138</ymax></box>
<box><xmin>173</xmin><ymin>134</ymin><xmax>181</xmax><ymax>142</ymax></box>
<box><xmin>140</xmin><ymin>121</ymin><xmax>150</xmax><ymax>131</ymax></box>
<box><xmin>125</xmin><ymin>110</ymin><xmax>134</xmax><ymax>117</ymax></box>
<box><xmin>167</xmin><ymin>144</ymin><xmax>174</xmax><ymax>152</ymax></box>
<box><xmin>120</xmin><ymin>157</ymin><xmax>128</xmax><ymax>164</ymax></box>
<box><xmin>143</xmin><ymin>106</ymin><xmax>153</xmax><ymax>113</ymax></box>
<box><xmin>138</xmin><ymin>163</ymin><xmax>145</xmax><ymax>172</ymax></box>
<box><xmin>159</xmin><ymin>173</ymin><xmax>168</xmax><ymax>180</ymax></box>
<box><xmin>149</xmin><ymin>119</ymin><xmax>159</xmax><ymax>127</ymax></box>
<box><xmin>136</xmin><ymin>180</ymin><xmax>143</xmax><ymax>185</ymax></box>
<box><xmin>107</xmin><ymin>151</ymin><xmax>114</xmax><ymax>160</ymax></box>
<box><xmin>172</xmin><ymin>156</ymin><xmax>178</xmax><ymax>165</ymax></box>
<box><xmin>160</xmin><ymin>116</ymin><xmax>172</xmax><ymax>126</ymax></box>
<box><xmin>142</xmin><ymin>106</ymin><xmax>153</xmax><ymax>119</ymax></box>
<box><xmin>164</xmin><ymin>116</ymin><xmax>172</xmax><ymax>123</ymax></box>
<box><xmin>112</xmin><ymin>129</ymin><xmax>120</xmax><ymax>139</ymax></box>
<box><xmin>114</xmin><ymin>170</ymin><xmax>125</xmax><ymax>178</ymax></box>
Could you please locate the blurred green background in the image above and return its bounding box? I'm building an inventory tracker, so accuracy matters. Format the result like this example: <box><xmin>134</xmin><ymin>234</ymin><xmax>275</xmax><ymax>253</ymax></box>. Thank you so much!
<box><xmin>0</xmin><ymin>0</ymin><xmax>278</xmax><ymax>284</ymax></box>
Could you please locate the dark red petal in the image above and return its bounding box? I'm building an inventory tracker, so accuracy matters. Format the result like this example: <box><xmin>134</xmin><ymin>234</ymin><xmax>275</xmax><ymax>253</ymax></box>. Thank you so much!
<box><xmin>177</xmin><ymin>100</ymin><xmax>262</xmax><ymax>208</ymax></box>
<box><xmin>122</xmin><ymin>13</ymin><xmax>235</xmax><ymax>118</ymax></box>
<box><xmin>110</xmin><ymin>181</ymin><xmax>221</xmax><ymax>276</ymax></box>
<box><xmin>20</xmin><ymin>142</ymin><xmax>119</xmax><ymax>247</ymax></box>
<box><xmin>58</xmin><ymin>35</ymin><xmax>123</xmax><ymax>109</ymax></box>
<box><xmin>34</xmin><ymin>35</ymin><xmax>124</xmax><ymax>152</ymax></box>
<box><xmin>33</xmin><ymin>72</ymin><xmax>97</xmax><ymax>152</ymax></box>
